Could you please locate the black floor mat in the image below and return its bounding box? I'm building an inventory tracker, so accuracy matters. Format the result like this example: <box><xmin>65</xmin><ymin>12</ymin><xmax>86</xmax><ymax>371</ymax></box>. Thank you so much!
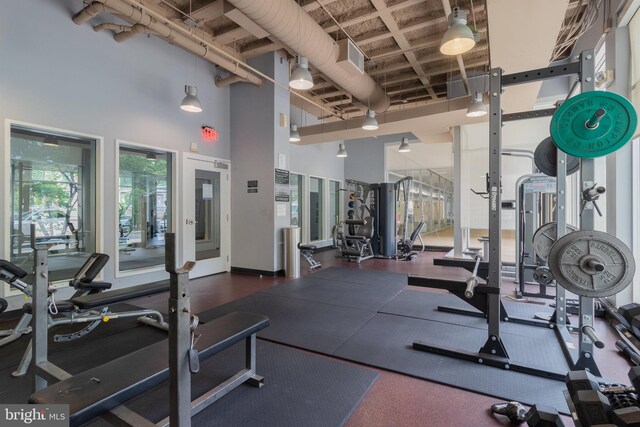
<box><xmin>310</xmin><ymin>266</ymin><xmax>408</xmax><ymax>287</ymax></box>
<box><xmin>259</xmin><ymin>276</ymin><xmax>404</xmax><ymax>311</ymax></box>
<box><xmin>332</xmin><ymin>313</ymin><xmax>569</xmax><ymax>412</ymax></box>
<box><xmin>84</xmin><ymin>340</ymin><xmax>378</xmax><ymax>427</ymax></box>
<box><xmin>198</xmin><ymin>295</ymin><xmax>376</xmax><ymax>354</ymax></box>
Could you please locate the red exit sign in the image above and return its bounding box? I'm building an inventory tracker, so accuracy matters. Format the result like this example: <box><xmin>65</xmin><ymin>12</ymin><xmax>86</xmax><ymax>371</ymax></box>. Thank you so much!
<box><xmin>201</xmin><ymin>125</ymin><xmax>218</xmax><ymax>142</ymax></box>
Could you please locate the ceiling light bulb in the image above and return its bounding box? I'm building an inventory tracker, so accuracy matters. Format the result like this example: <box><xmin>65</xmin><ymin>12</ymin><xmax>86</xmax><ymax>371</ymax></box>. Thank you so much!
<box><xmin>466</xmin><ymin>91</ymin><xmax>487</xmax><ymax>117</ymax></box>
<box><xmin>289</xmin><ymin>56</ymin><xmax>314</xmax><ymax>90</ymax></box>
<box><xmin>440</xmin><ymin>8</ymin><xmax>476</xmax><ymax>56</ymax></box>
<box><xmin>289</xmin><ymin>124</ymin><xmax>301</xmax><ymax>142</ymax></box>
<box><xmin>180</xmin><ymin>85</ymin><xmax>202</xmax><ymax>113</ymax></box>
<box><xmin>362</xmin><ymin>109</ymin><xmax>379</xmax><ymax>130</ymax></box>
<box><xmin>336</xmin><ymin>143</ymin><xmax>348</xmax><ymax>158</ymax></box>
<box><xmin>398</xmin><ymin>137</ymin><xmax>411</xmax><ymax>152</ymax></box>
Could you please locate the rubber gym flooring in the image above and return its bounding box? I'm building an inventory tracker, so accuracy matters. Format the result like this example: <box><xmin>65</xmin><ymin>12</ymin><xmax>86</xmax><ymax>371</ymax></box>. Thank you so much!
<box><xmin>199</xmin><ymin>267</ymin><xmax>571</xmax><ymax>413</ymax></box>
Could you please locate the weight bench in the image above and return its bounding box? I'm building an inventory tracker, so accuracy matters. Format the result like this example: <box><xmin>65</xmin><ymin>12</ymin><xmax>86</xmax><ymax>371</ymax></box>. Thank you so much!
<box><xmin>297</xmin><ymin>242</ymin><xmax>321</xmax><ymax>270</ymax></box>
<box><xmin>12</xmin><ymin>279</ymin><xmax>171</xmax><ymax>377</ymax></box>
<box><xmin>30</xmin><ymin>311</ymin><xmax>270</xmax><ymax>427</ymax></box>
<box><xmin>339</xmin><ymin>216</ymin><xmax>375</xmax><ymax>263</ymax></box>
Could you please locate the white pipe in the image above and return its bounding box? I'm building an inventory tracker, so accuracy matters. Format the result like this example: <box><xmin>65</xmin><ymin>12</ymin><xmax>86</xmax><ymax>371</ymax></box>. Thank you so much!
<box><xmin>92</xmin><ymin>23</ymin><xmax>131</xmax><ymax>33</ymax></box>
<box><xmin>226</xmin><ymin>0</ymin><xmax>391</xmax><ymax>113</ymax></box>
<box><xmin>75</xmin><ymin>0</ymin><xmax>263</xmax><ymax>86</ymax></box>
<box><xmin>114</xmin><ymin>23</ymin><xmax>155</xmax><ymax>42</ymax></box>
<box><xmin>215</xmin><ymin>75</ymin><xmax>249</xmax><ymax>87</ymax></box>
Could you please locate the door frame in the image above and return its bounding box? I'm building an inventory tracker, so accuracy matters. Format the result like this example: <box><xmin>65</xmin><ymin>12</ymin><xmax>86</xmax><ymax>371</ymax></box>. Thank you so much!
<box><xmin>181</xmin><ymin>152</ymin><xmax>231</xmax><ymax>277</ymax></box>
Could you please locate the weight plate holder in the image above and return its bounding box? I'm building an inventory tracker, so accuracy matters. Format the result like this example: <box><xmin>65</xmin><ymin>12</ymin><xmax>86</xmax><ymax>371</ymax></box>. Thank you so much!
<box><xmin>532</xmin><ymin>222</ymin><xmax>579</xmax><ymax>263</ymax></box>
<box><xmin>534</xmin><ymin>137</ymin><xmax>580</xmax><ymax>176</ymax></box>
<box><xmin>548</xmin><ymin>230</ymin><xmax>636</xmax><ymax>298</ymax></box>
<box><xmin>550</xmin><ymin>91</ymin><xmax>638</xmax><ymax>158</ymax></box>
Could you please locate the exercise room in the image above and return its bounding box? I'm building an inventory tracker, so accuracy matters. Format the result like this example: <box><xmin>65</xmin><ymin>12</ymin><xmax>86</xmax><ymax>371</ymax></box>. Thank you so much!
<box><xmin>1</xmin><ymin>0</ymin><xmax>640</xmax><ymax>426</ymax></box>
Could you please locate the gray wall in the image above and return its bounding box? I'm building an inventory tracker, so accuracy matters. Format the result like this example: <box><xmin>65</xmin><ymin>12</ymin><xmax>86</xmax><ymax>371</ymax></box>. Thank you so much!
<box><xmin>343</xmin><ymin>138</ymin><xmax>387</xmax><ymax>184</ymax></box>
<box><xmin>0</xmin><ymin>0</ymin><xmax>231</xmax><ymax>296</ymax></box>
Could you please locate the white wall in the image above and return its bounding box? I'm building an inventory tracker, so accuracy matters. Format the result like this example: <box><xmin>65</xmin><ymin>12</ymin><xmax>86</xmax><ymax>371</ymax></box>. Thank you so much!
<box><xmin>0</xmin><ymin>0</ymin><xmax>231</xmax><ymax>301</ymax></box>
<box><xmin>386</xmin><ymin>142</ymin><xmax>453</xmax><ymax>171</ymax></box>
<box><xmin>460</xmin><ymin>118</ymin><xmax>552</xmax><ymax>230</ymax></box>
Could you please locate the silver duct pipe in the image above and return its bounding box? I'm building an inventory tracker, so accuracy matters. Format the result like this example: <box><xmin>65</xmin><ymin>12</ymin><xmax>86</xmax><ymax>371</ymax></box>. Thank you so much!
<box><xmin>226</xmin><ymin>0</ymin><xmax>391</xmax><ymax>113</ymax></box>
<box><xmin>73</xmin><ymin>0</ymin><xmax>263</xmax><ymax>86</ymax></box>
<box><xmin>215</xmin><ymin>75</ymin><xmax>250</xmax><ymax>87</ymax></box>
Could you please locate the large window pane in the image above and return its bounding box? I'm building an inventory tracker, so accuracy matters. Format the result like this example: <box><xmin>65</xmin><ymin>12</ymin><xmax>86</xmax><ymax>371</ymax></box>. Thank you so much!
<box><xmin>10</xmin><ymin>125</ymin><xmax>97</xmax><ymax>283</ymax></box>
<box><xmin>118</xmin><ymin>145</ymin><xmax>172</xmax><ymax>271</ymax></box>
<box><xmin>310</xmin><ymin>177</ymin><xmax>324</xmax><ymax>241</ymax></box>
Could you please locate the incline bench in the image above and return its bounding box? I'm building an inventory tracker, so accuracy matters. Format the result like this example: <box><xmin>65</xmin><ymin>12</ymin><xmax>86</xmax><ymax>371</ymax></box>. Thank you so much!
<box><xmin>30</xmin><ymin>311</ymin><xmax>269</xmax><ymax>426</ymax></box>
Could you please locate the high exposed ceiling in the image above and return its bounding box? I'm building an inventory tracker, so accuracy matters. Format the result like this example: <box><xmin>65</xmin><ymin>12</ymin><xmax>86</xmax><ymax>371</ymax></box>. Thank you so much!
<box><xmin>85</xmin><ymin>0</ymin><xmax>597</xmax><ymax>133</ymax></box>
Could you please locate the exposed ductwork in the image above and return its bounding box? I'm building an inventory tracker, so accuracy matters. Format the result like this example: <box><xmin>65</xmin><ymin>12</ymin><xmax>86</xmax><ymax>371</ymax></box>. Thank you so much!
<box><xmin>73</xmin><ymin>0</ymin><xmax>263</xmax><ymax>86</ymax></box>
<box><xmin>225</xmin><ymin>0</ymin><xmax>391</xmax><ymax>113</ymax></box>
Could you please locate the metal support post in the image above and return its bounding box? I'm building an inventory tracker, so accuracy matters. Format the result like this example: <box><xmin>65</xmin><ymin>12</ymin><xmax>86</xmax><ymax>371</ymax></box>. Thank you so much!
<box><xmin>31</xmin><ymin>231</ymin><xmax>49</xmax><ymax>392</ymax></box>
<box><xmin>573</xmin><ymin>49</ymin><xmax>601</xmax><ymax>376</ymax></box>
<box><xmin>481</xmin><ymin>68</ymin><xmax>508</xmax><ymax>358</ymax></box>
<box><xmin>167</xmin><ymin>233</ymin><xmax>193</xmax><ymax>427</ymax></box>
<box><xmin>453</xmin><ymin>126</ymin><xmax>464</xmax><ymax>257</ymax></box>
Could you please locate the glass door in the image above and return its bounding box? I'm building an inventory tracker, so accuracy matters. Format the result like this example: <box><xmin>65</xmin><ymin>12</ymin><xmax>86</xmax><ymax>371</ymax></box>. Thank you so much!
<box><xmin>182</xmin><ymin>156</ymin><xmax>229</xmax><ymax>277</ymax></box>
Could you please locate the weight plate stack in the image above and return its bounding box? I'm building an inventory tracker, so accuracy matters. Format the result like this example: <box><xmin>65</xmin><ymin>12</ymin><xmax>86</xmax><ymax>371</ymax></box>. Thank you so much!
<box><xmin>532</xmin><ymin>222</ymin><xmax>579</xmax><ymax>263</ymax></box>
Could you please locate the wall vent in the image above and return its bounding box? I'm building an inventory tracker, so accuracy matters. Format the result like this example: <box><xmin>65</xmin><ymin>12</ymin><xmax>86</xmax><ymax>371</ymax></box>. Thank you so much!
<box><xmin>337</xmin><ymin>38</ymin><xmax>364</xmax><ymax>74</ymax></box>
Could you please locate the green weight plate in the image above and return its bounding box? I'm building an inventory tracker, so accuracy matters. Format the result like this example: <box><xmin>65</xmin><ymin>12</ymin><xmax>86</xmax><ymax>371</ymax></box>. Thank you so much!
<box><xmin>550</xmin><ymin>91</ymin><xmax>637</xmax><ymax>158</ymax></box>
<box><xmin>532</xmin><ymin>222</ymin><xmax>578</xmax><ymax>262</ymax></box>
<box><xmin>534</xmin><ymin>137</ymin><xmax>580</xmax><ymax>176</ymax></box>
<box><xmin>548</xmin><ymin>230</ymin><xmax>636</xmax><ymax>297</ymax></box>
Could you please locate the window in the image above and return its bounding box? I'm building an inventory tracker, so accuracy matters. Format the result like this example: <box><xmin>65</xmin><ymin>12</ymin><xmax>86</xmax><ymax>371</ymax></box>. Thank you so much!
<box><xmin>290</xmin><ymin>173</ymin><xmax>304</xmax><ymax>230</ymax></box>
<box><xmin>329</xmin><ymin>180</ymin><xmax>341</xmax><ymax>236</ymax></box>
<box><xmin>9</xmin><ymin>124</ymin><xmax>97</xmax><ymax>283</ymax></box>
<box><xmin>630</xmin><ymin>8</ymin><xmax>640</xmax><ymax>139</ymax></box>
<box><xmin>118</xmin><ymin>144</ymin><xmax>172</xmax><ymax>272</ymax></box>
<box><xmin>309</xmin><ymin>177</ymin><xmax>324</xmax><ymax>241</ymax></box>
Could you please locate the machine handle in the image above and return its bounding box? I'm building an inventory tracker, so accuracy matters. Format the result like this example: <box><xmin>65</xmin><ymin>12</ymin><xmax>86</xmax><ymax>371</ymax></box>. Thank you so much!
<box><xmin>464</xmin><ymin>256</ymin><xmax>482</xmax><ymax>299</ymax></box>
<box><xmin>582</xmin><ymin>325</ymin><xmax>605</xmax><ymax>349</ymax></box>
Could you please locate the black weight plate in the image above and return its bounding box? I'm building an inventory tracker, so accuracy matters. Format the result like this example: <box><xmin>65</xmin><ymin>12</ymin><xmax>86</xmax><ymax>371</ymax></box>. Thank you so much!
<box><xmin>534</xmin><ymin>137</ymin><xmax>580</xmax><ymax>177</ymax></box>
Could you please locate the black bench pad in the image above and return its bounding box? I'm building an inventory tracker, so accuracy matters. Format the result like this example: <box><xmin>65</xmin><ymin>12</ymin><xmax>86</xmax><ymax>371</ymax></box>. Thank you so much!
<box><xmin>30</xmin><ymin>311</ymin><xmax>269</xmax><ymax>426</ymax></box>
<box><xmin>71</xmin><ymin>281</ymin><xmax>170</xmax><ymax>309</ymax></box>
<box><xmin>0</xmin><ymin>259</ymin><xmax>28</xmax><ymax>279</ymax></box>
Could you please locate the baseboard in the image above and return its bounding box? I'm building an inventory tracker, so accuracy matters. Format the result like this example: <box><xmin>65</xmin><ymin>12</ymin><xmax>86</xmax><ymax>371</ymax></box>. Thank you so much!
<box><xmin>230</xmin><ymin>267</ymin><xmax>286</xmax><ymax>277</ymax></box>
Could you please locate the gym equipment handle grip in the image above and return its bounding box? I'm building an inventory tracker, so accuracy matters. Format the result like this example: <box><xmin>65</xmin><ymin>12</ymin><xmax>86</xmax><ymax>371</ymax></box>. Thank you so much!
<box><xmin>616</xmin><ymin>340</ymin><xmax>640</xmax><ymax>365</ymax></box>
<box><xmin>464</xmin><ymin>256</ymin><xmax>482</xmax><ymax>299</ymax></box>
<box><xmin>582</xmin><ymin>325</ymin><xmax>605</xmax><ymax>349</ymax></box>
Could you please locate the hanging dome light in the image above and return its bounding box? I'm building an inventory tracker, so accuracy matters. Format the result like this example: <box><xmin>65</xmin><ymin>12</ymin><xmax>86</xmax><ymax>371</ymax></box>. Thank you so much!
<box><xmin>180</xmin><ymin>85</ymin><xmax>202</xmax><ymax>113</ymax></box>
<box><xmin>336</xmin><ymin>143</ymin><xmax>348</xmax><ymax>158</ymax></box>
<box><xmin>440</xmin><ymin>7</ymin><xmax>476</xmax><ymax>56</ymax></box>
<box><xmin>398</xmin><ymin>137</ymin><xmax>411</xmax><ymax>152</ymax></box>
<box><xmin>289</xmin><ymin>56</ymin><xmax>314</xmax><ymax>90</ymax></box>
<box><xmin>362</xmin><ymin>109</ymin><xmax>379</xmax><ymax>130</ymax></box>
<box><xmin>289</xmin><ymin>124</ymin><xmax>301</xmax><ymax>142</ymax></box>
<box><xmin>466</xmin><ymin>91</ymin><xmax>487</xmax><ymax>117</ymax></box>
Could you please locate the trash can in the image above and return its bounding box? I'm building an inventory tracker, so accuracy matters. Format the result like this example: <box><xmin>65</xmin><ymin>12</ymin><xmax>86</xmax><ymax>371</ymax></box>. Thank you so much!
<box><xmin>283</xmin><ymin>227</ymin><xmax>301</xmax><ymax>278</ymax></box>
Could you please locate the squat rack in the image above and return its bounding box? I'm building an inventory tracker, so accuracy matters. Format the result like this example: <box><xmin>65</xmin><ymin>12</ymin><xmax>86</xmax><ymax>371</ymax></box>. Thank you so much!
<box><xmin>411</xmin><ymin>49</ymin><xmax>602</xmax><ymax>379</ymax></box>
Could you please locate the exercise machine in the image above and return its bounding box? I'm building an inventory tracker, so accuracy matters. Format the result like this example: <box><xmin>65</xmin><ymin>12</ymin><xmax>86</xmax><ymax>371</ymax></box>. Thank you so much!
<box><xmin>409</xmin><ymin>50</ymin><xmax>637</xmax><ymax>379</ymax></box>
<box><xmin>0</xmin><ymin>252</ymin><xmax>110</xmax><ymax>349</ymax></box>
<box><xmin>30</xmin><ymin>234</ymin><xmax>269</xmax><ymax>427</ymax></box>
<box><xmin>297</xmin><ymin>242</ymin><xmax>322</xmax><ymax>270</ymax></box>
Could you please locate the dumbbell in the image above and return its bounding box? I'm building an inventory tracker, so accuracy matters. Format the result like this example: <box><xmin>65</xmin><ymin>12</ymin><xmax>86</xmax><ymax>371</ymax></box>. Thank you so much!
<box><xmin>566</xmin><ymin>370</ymin><xmax>635</xmax><ymax>396</ymax></box>
<box><xmin>524</xmin><ymin>404</ymin><xmax>565</xmax><ymax>427</ymax></box>
<box><xmin>565</xmin><ymin>371</ymin><xmax>613</xmax><ymax>425</ymax></box>
<box><xmin>612</xmin><ymin>406</ymin><xmax>640</xmax><ymax>426</ymax></box>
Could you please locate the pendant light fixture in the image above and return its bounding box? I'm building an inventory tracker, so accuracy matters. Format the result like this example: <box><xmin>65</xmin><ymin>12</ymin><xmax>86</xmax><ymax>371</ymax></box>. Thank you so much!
<box><xmin>466</xmin><ymin>91</ymin><xmax>487</xmax><ymax>117</ymax></box>
<box><xmin>289</xmin><ymin>124</ymin><xmax>301</xmax><ymax>142</ymax></box>
<box><xmin>289</xmin><ymin>56</ymin><xmax>314</xmax><ymax>90</ymax></box>
<box><xmin>336</xmin><ymin>143</ymin><xmax>348</xmax><ymax>158</ymax></box>
<box><xmin>362</xmin><ymin>109</ymin><xmax>379</xmax><ymax>130</ymax></box>
<box><xmin>180</xmin><ymin>85</ymin><xmax>202</xmax><ymax>113</ymax></box>
<box><xmin>440</xmin><ymin>7</ymin><xmax>476</xmax><ymax>56</ymax></box>
<box><xmin>398</xmin><ymin>137</ymin><xmax>411</xmax><ymax>153</ymax></box>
